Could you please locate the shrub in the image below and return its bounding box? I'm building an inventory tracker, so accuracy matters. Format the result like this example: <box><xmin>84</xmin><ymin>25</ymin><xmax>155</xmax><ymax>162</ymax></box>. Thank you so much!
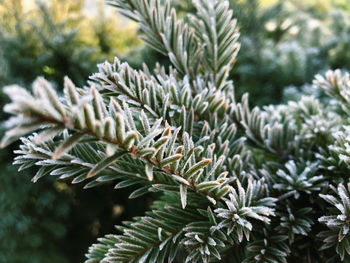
<box><xmin>2</xmin><ymin>0</ymin><xmax>350</xmax><ymax>262</ymax></box>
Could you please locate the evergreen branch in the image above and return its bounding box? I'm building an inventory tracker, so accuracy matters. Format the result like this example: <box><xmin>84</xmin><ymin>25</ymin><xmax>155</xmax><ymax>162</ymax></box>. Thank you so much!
<box><xmin>230</xmin><ymin>94</ymin><xmax>301</xmax><ymax>160</ymax></box>
<box><xmin>318</xmin><ymin>183</ymin><xmax>350</xmax><ymax>260</ymax></box>
<box><xmin>91</xmin><ymin>59</ymin><xmax>255</xmax><ymax>181</ymax></box>
<box><xmin>182</xmin><ymin>220</ymin><xmax>230</xmax><ymax>263</ymax></box>
<box><xmin>107</xmin><ymin>0</ymin><xmax>201</xmax><ymax>79</ymax></box>
<box><xmin>2</xmin><ymin>77</ymin><xmax>277</xmax><ymax>262</ymax></box>
<box><xmin>314</xmin><ymin>70</ymin><xmax>350</xmax><ymax>116</ymax></box>
<box><xmin>92</xmin><ymin>58</ymin><xmax>250</xmax><ymax>170</ymax></box>
<box><xmin>275</xmin><ymin>204</ymin><xmax>313</xmax><ymax>243</ymax></box>
<box><xmin>13</xmin><ymin>134</ymin><xmax>162</xmax><ymax>189</ymax></box>
<box><xmin>4</xmin><ymin>1</ymin><xmax>350</xmax><ymax>261</ymax></box>
<box><xmin>190</xmin><ymin>0</ymin><xmax>240</xmax><ymax>91</ymax></box>
<box><xmin>86</xmin><ymin>197</ymin><xmax>205</xmax><ymax>263</ymax></box>
<box><xmin>243</xmin><ymin>228</ymin><xmax>290</xmax><ymax>263</ymax></box>
<box><xmin>91</xmin><ymin>58</ymin><xmax>230</xmax><ymax>130</ymax></box>
<box><xmin>273</xmin><ymin>160</ymin><xmax>325</xmax><ymax>198</ymax></box>
<box><xmin>214</xmin><ymin>180</ymin><xmax>277</xmax><ymax>242</ymax></box>
<box><xmin>2</xmin><ymin>77</ymin><xmax>232</xmax><ymax>205</ymax></box>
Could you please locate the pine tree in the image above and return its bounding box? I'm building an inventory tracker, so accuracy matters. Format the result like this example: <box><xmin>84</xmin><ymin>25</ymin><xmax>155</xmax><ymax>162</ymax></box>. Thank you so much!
<box><xmin>3</xmin><ymin>0</ymin><xmax>350</xmax><ymax>262</ymax></box>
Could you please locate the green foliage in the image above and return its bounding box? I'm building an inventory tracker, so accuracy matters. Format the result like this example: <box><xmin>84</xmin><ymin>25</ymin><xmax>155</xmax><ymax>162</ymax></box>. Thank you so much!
<box><xmin>0</xmin><ymin>1</ymin><xmax>143</xmax><ymax>262</ymax></box>
<box><xmin>0</xmin><ymin>0</ymin><xmax>93</xmax><ymax>87</ymax></box>
<box><xmin>4</xmin><ymin>0</ymin><xmax>350</xmax><ymax>262</ymax></box>
<box><xmin>228</xmin><ymin>0</ymin><xmax>350</xmax><ymax>105</ymax></box>
<box><xmin>0</xmin><ymin>0</ymin><xmax>141</xmax><ymax>87</ymax></box>
<box><xmin>121</xmin><ymin>0</ymin><xmax>350</xmax><ymax>105</ymax></box>
<box><xmin>319</xmin><ymin>183</ymin><xmax>350</xmax><ymax>260</ymax></box>
<box><xmin>0</xmin><ymin>163</ymin><xmax>70</xmax><ymax>263</ymax></box>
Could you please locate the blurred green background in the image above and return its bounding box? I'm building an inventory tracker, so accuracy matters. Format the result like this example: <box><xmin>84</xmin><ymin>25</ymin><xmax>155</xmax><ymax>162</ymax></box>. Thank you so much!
<box><xmin>0</xmin><ymin>0</ymin><xmax>349</xmax><ymax>262</ymax></box>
